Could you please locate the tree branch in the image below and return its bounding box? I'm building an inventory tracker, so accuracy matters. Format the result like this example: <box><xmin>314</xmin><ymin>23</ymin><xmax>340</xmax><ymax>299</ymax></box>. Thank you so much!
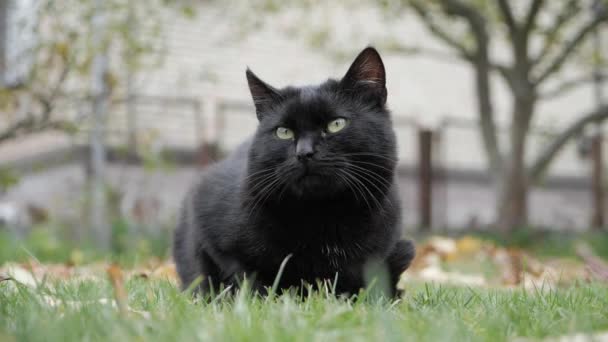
<box><xmin>384</xmin><ymin>42</ymin><xmax>509</xmax><ymax>75</ymax></box>
<box><xmin>532</xmin><ymin>0</ymin><xmax>580</xmax><ymax>66</ymax></box>
<box><xmin>0</xmin><ymin>53</ymin><xmax>73</xmax><ymax>144</ymax></box>
<box><xmin>540</xmin><ymin>74</ymin><xmax>604</xmax><ymax>100</ymax></box>
<box><xmin>529</xmin><ymin>105</ymin><xmax>608</xmax><ymax>182</ymax></box>
<box><xmin>381</xmin><ymin>43</ymin><xmax>466</xmax><ymax>64</ymax></box>
<box><xmin>409</xmin><ymin>1</ymin><xmax>474</xmax><ymax>61</ymax></box>
<box><xmin>523</xmin><ymin>0</ymin><xmax>545</xmax><ymax>34</ymax></box>
<box><xmin>0</xmin><ymin>117</ymin><xmax>71</xmax><ymax>143</ymax></box>
<box><xmin>535</xmin><ymin>14</ymin><xmax>608</xmax><ymax>84</ymax></box>
<box><xmin>496</xmin><ymin>0</ymin><xmax>519</xmax><ymax>38</ymax></box>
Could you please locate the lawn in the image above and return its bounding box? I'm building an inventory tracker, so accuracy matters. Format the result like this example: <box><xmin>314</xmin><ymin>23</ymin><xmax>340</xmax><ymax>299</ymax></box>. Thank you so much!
<box><xmin>1</xmin><ymin>277</ymin><xmax>607</xmax><ymax>342</ymax></box>
<box><xmin>1</xmin><ymin>229</ymin><xmax>608</xmax><ymax>341</ymax></box>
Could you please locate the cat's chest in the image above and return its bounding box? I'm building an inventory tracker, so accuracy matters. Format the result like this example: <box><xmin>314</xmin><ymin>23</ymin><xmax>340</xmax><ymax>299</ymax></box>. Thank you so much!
<box><xmin>237</xmin><ymin>203</ymin><xmax>391</xmax><ymax>269</ymax></box>
<box><xmin>261</xmin><ymin>214</ymin><xmax>371</xmax><ymax>246</ymax></box>
<box><xmin>246</xmin><ymin>215</ymin><xmax>378</xmax><ymax>261</ymax></box>
<box><xmin>265</xmin><ymin>205</ymin><xmax>370</xmax><ymax>229</ymax></box>
<box><xmin>245</xmin><ymin>238</ymin><xmax>366</xmax><ymax>280</ymax></box>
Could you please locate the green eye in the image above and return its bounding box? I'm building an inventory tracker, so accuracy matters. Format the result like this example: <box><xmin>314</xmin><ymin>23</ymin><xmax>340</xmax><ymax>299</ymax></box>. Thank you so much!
<box><xmin>327</xmin><ymin>118</ymin><xmax>348</xmax><ymax>133</ymax></box>
<box><xmin>276</xmin><ymin>127</ymin><xmax>294</xmax><ymax>140</ymax></box>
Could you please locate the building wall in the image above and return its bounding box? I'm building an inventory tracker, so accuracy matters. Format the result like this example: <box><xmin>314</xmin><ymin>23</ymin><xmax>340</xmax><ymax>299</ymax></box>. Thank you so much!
<box><xmin>131</xmin><ymin>3</ymin><xmax>604</xmax><ymax>179</ymax></box>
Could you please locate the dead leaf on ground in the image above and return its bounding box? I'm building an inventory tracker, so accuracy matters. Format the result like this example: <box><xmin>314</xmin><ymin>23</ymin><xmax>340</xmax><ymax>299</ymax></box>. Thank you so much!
<box><xmin>107</xmin><ymin>264</ymin><xmax>128</xmax><ymax>314</ymax></box>
<box><xmin>402</xmin><ymin>236</ymin><xmax>589</xmax><ymax>289</ymax></box>
<box><xmin>400</xmin><ymin>264</ymin><xmax>486</xmax><ymax>288</ymax></box>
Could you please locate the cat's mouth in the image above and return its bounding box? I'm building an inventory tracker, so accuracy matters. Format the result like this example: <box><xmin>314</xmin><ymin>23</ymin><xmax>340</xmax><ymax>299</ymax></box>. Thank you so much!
<box><xmin>288</xmin><ymin>161</ymin><xmax>317</xmax><ymax>180</ymax></box>
<box><xmin>297</xmin><ymin>172</ymin><xmax>322</xmax><ymax>182</ymax></box>
<box><xmin>283</xmin><ymin>161</ymin><xmax>339</xmax><ymax>196</ymax></box>
<box><xmin>295</xmin><ymin>167</ymin><xmax>322</xmax><ymax>181</ymax></box>
<box><xmin>293</xmin><ymin>174</ymin><xmax>326</xmax><ymax>195</ymax></box>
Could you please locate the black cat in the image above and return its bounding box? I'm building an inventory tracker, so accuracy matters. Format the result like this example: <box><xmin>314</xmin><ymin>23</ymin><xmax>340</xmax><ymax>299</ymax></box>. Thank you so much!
<box><xmin>173</xmin><ymin>47</ymin><xmax>415</xmax><ymax>298</ymax></box>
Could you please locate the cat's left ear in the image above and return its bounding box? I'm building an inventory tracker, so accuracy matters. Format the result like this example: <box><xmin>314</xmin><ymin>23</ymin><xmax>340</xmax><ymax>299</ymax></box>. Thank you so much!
<box><xmin>246</xmin><ymin>68</ymin><xmax>282</xmax><ymax>120</ymax></box>
<box><xmin>340</xmin><ymin>47</ymin><xmax>387</xmax><ymax>106</ymax></box>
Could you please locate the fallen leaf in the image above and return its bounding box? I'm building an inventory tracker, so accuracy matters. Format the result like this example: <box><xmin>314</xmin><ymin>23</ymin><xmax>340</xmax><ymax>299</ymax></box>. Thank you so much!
<box><xmin>150</xmin><ymin>262</ymin><xmax>178</xmax><ymax>282</ymax></box>
<box><xmin>107</xmin><ymin>264</ymin><xmax>128</xmax><ymax>314</ymax></box>
<box><xmin>427</xmin><ymin>236</ymin><xmax>457</xmax><ymax>260</ymax></box>
<box><xmin>455</xmin><ymin>236</ymin><xmax>485</xmax><ymax>255</ymax></box>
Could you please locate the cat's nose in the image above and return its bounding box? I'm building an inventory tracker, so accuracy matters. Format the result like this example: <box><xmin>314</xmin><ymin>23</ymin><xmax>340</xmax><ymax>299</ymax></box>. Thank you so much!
<box><xmin>296</xmin><ymin>137</ymin><xmax>315</xmax><ymax>161</ymax></box>
<box><xmin>297</xmin><ymin>150</ymin><xmax>315</xmax><ymax>161</ymax></box>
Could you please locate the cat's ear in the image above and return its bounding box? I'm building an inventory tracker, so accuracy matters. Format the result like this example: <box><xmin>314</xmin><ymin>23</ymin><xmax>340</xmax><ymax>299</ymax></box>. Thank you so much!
<box><xmin>340</xmin><ymin>47</ymin><xmax>387</xmax><ymax>106</ymax></box>
<box><xmin>246</xmin><ymin>68</ymin><xmax>281</xmax><ymax>120</ymax></box>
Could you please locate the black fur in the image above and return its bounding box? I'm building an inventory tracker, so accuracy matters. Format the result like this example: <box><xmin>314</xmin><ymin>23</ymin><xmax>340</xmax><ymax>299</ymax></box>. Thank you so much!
<box><xmin>173</xmin><ymin>47</ymin><xmax>415</xmax><ymax>298</ymax></box>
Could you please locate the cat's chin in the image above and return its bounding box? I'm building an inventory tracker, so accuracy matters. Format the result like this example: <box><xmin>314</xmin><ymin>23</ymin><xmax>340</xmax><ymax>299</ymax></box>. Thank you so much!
<box><xmin>288</xmin><ymin>173</ymin><xmax>338</xmax><ymax>198</ymax></box>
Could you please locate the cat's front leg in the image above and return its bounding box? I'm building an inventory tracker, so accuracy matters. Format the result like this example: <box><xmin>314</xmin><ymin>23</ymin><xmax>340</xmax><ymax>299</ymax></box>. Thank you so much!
<box><xmin>386</xmin><ymin>239</ymin><xmax>416</xmax><ymax>297</ymax></box>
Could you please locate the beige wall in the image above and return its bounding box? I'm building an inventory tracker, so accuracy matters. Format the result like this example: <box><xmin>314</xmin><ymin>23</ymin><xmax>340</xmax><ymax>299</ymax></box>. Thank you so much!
<box><xmin>131</xmin><ymin>3</ymin><xmax>603</xmax><ymax>178</ymax></box>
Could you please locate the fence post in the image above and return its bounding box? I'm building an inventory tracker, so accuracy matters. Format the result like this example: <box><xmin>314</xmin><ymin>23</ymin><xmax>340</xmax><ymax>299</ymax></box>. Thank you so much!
<box><xmin>418</xmin><ymin>129</ymin><xmax>433</xmax><ymax>230</ymax></box>
<box><xmin>215</xmin><ymin>101</ymin><xmax>226</xmax><ymax>149</ymax></box>
<box><xmin>591</xmin><ymin>133</ymin><xmax>605</xmax><ymax>229</ymax></box>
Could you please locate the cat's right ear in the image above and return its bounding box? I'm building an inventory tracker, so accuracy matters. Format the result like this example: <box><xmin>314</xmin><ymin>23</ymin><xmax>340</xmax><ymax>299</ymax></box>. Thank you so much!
<box><xmin>246</xmin><ymin>68</ymin><xmax>281</xmax><ymax>120</ymax></box>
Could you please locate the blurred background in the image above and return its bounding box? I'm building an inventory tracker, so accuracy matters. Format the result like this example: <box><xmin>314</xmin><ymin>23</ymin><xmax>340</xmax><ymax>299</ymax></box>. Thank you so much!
<box><xmin>0</xmin><ymin>0</ymin><xmax>607</xmax><ymax>266</ymax></box>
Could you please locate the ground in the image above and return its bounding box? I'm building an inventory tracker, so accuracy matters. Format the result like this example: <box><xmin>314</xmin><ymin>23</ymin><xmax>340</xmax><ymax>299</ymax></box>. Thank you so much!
<box><xmin>1</xmin><ymin>231</ymin><xmax>608</xmax><ymax>341</ymax></box>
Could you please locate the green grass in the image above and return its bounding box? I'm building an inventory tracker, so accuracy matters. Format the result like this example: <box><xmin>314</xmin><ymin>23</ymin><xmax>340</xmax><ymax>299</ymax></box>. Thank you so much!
<box><xmin>2</xmin><ymin>229</ymin><xmax>608</xmax><ymax>341</ymax></box>
<box><xmin>1</xmin><ymin>278</ymin><xmax>607</xmax><ymax>342</ymax></box>
<box><xmin>0</xmin><ymin>224</ymin><xmax>171</xmax><ymax>267</ymax></box>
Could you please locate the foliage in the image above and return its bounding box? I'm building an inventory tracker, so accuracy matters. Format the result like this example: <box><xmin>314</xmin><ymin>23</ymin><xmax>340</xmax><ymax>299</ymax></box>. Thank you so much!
<box><xmin>0</xmin><ymin>0</ymin><xmax>187</xmax><ymax>143</ymax></box>
<box><xmin>0</xmin><ymin>168</ymin><xmax>19</xmax><ymax>193</ymax></box>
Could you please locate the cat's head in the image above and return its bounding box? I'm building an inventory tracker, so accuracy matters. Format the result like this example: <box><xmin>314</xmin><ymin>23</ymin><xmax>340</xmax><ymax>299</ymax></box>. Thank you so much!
<box><xmin>245</xmin><ymin>47</ymin><xmax>397</xmax><ymax>202</ymax></box>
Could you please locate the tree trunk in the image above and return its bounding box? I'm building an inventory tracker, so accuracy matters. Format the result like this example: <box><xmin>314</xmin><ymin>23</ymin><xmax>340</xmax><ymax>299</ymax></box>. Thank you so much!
<box><xmin>89</xmin><ymin>0</ymin><xmax>110</xmax><ymax>249</ymax></box>
<box><xmin>496</xmin><ymin>151</ymin><xmax>528</xmax><ymax>231</ymax></box>
<box><xmin>496</xmin><ymin>98</ymin><xmax>534</xmax><ymax>231</ymax></box>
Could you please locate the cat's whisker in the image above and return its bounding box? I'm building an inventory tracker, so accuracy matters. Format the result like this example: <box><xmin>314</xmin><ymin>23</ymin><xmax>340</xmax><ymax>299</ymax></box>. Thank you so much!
<box><xmin>246</xmin><ymin>172</ymin><xmax>280</xmax><ymax>194</ymax></box>
<box><xmin>327</xmin><ymin>161</ymin><xmax>392</xmax><ymax>191</ymax></box>
<box><xmin>345</xmin><ymin>167</ymin><xmax>395</xmax><ymax>209</ymax></box>
<box><xmin>259</xmin><ymin>178</ymin><xmax>287</xmax><ymax>210</ymax></box>
<box><xmin>245</xmin><ymin>175</ymin><xmax>278</xmax><ymax>209</ymax></box>
<box><xmin>276</xmin><ymin>176</ymin><xmax>292</xmax><ymax>202</ymax></box>
<box><xmin>333</xmin><ymin>170</ymin><xmax>361</xmax><ymax>204</ymax></box>
<box><xmin>341</xmin><ymin>168</ymin><xmax>383</xmax><ymax>211</ymax></box>
<box><xmin>340</xmin><ymin>152</ymin><xmax>398</xmax><ymax>163</ymax></box>
<box><xmin>328</xmin><ymin>164</ymin><xmax>367</xmax><ymax>201</ymax></box>
<box><xmin>246</xmin><ymin>176</ymin><xmax>283</xmax><ymax>221</ymax></box>
<box><xmin>344</xmin><ymin>164</ymin><xmax>392</xmax><ymax>190</ymax></box>
<box><xmin>248</xmin><ymin>177</ymin><xmax>278</xmax><ymax>207</ymax></box>
<box><xmin>243</xmin><ymin>167</ymin><xmax>276</xmax><ymax>181</ymax></box>
<box><xmin>337</xmin><ymin>169</ymin><xmax>373</xmax><ymax>212</ymax></box>
<box><xmin>244</xmin><ymin>169</ymin><xmax>278</xmax><ymax>187</ymax></box>
<box><xmin>347</xmin><ymin>160</ymin><xmax>395</xmax><ymax>173</ymax></box>
<box><xmin>320</xmin><ymin>160</ymin><xmax>392</xmax><ymax>198</ymax></box>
